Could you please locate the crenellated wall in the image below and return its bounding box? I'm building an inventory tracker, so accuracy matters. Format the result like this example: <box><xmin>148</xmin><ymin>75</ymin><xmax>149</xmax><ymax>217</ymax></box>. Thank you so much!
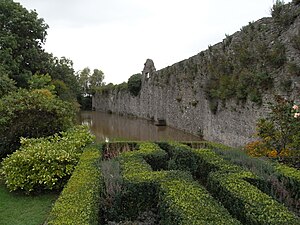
<box><xmin>93</xmin><ymin>2</ymin><xmax>300</xmax><ymax>147</ymax></box>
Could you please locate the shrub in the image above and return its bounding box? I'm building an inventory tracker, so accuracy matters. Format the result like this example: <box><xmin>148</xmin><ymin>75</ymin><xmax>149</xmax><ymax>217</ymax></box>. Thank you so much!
<box><xmin>191</xmin><ymin>148</ymin><xmax>300</xmax><ymax>224</ymax></box>
<box><xmin>193</xmin><ymin>142</ymin><xmax>300</xmax><ymax>216</ymax></box>
<box><xmin>127</xmin><ymin>73</ymin><xmax>142</xmax><ymax>96</ymax></box>
<box><xmin>47</xmin><ymin>145</ymin><xmax>103</xmax><ymax>225</ymax></box>
<box><xmin>0</xmin><ymin>88</ymin><xmax>76</xmax><ymax>158</ymax></box>
<box><xmin>256</xmin><ymin>95</ymin><xmax>300</xmax><ymax>156</ymax></box>
<box><xmin>1</xmin><ymin>126</ymin><xmax>94</xmax><ymax>193</ymax></box>
<box><xmin>159</xmin><ymin>142</ymin><xmax>198</xmax><ymax>174</ymax></box>
<box><xmin>0</xmin><ymin>73</ymin><xmax>17</xmax><ymax>98</ymax></box>
<box><xmin>208</xmin><ymin>170</ymin><xmax>300</xmax><ymax>225</ymax></box>
<box><xmin>158</xmin><ymin>171</ymin><xmax>240</xmax><ymax>225</ymax></box>
<box><xmin>117</xmin><ymin>145</ymin><xmax>240</xmax><ymax>225</ymax></box>
<box><xmin>271</xmin><ymin>0</ymin><xmax>297</xmax><ymax>28</ymax></box>
<box><xmin>274</xmin><ymin>163</ymin><xmax>300</xmax><ymax>199</ymax></box>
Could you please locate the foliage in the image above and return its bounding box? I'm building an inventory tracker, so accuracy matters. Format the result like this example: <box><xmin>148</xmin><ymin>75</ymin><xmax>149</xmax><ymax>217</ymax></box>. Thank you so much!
<box><xmin>158</xmin><ymin>171</ymin><xmax>240</xmax><ymax>225</ymax></box>
<box><xmin>271</xmin><ymin>0</ymin><xmax>298</xmax><ymax>27</ymax></box>
<box><xmin>0</xmin><ymin>72</ymin><xmax>17</xmax><ymax>98</ymax></box>
<box><xmin>159</xmin><ymin>142</ymin><xmax>198</xmax><ymax>173</ymax></box>
<box><xmin>0</xmin><ymin>0</ymin><xmax>49</xmax><ymax>87</ymax></box>
<box><xmin>191</xmin><ymin>147</ymin><xmax>300</xmax><ymax>224</ymax></box>
<box><xmin>48</xmin><ymin>57</ymin><xmax>80</xmax><ymax>101</ymax></box>
<box><xmin>256</xmin><ymin>96</ymin><xmax>300</xmax><ymax>156</ymax></box>
<box><xmin>116</xmin><ymin>143</ymin><xmax>239</xmax><ymax>224</ymax></box>
<box><xmin>274</xmin><ymin>163</ymin><xmax>300</xmax><ymax>197</ymax></box>
<box><xmin>90</xmin><ymin>69</ymin><xmax>105</xmax><ymax>94</ymax></box>
<box><xmin>77</xmin><ymin>67</ymin><xmax>105</xmax><ymax>96</ymax></box>
<box><xmin>0</xmin><ymin>89</ymin><xmax>76</xmax><ymax>158</ymax></box>
<box><xmin>1</xmin><ymin>126</ymin><xmax>95</xmax><ymax>193</ymax></box>
<box><xmin>28</xmin><ymin>73</ymin><xmax>55</xmax><ymax>91</ymax></box>
<box><xmin>208</xmin><ymin>170</ymin><xmax>299</xmax><ymax>225</ymax></box>
<box><xmin>47</xmin><ymin>145</ymin><xmax>103</xmax><ymax>225</ymax></box>
<box><xmin>127</xmin><ymin>73</ymin><xmax>142</xmax><ymax>96</ymax></box>
<box><xmin>191</xmin><ymin>143</ymin><xmax>300</xmax><ymax>216</ymax></box>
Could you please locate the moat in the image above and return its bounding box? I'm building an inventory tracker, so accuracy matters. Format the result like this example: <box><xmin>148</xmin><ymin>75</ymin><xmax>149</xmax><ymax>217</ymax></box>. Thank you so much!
<box><xmin>79</xmin><ymin>111</ymin><xmax>201</xmax><ymax>142</ymax></box>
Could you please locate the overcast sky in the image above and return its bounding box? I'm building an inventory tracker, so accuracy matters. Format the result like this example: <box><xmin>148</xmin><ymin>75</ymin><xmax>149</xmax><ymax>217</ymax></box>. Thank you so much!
<box><xmin>16</xmin><ymin>0</ymin><xmax>292</xmax><ymax>84</ymax></box>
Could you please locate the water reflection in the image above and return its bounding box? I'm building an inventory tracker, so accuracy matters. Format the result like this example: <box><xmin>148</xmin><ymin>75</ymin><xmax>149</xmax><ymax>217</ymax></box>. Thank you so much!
<box><xmin>79</xmin><ymin>111</ymin><xmax>201</xmax><ymax>142</ymax></box>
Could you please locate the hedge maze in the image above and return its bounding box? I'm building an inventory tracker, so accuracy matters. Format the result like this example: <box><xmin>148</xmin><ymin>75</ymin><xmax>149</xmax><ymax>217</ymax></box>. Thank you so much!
<box><xmin>47</xmin><ymin>142</ymin><xmax>300</xmax><ymax>225</ymax></box>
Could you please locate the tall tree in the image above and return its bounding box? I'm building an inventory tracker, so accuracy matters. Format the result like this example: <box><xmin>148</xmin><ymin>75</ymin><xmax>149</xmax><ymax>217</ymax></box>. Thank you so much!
<box><xmin>49</xmin><ymin>57</ymin><xmax>80</xmax><ymax>100</ymax></box>
<box><xmin>90</xmin><ymin>69</ymin><xmax>104</xmax><ymax>94</ymax></box>
<box><xmin>0</xmin><ymin>0</ymin><xmax>49</xmax><ymax>87</ymax></box>
<box><xmin>77</xmin><ymin>67</ymin><xmax>91</xmax><ymax>96</ymax></box>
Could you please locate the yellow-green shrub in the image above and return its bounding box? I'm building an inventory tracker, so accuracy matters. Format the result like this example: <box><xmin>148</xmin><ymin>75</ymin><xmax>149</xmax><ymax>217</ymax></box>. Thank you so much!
<box><xmin>1</xmin><ymin>126</ymin><xmax>94</xmax><ymax>193</ymax></box>
<box><xmin>47</xmin><ymin>145</ymin><xmax>103</xmax><ymax>225</ymax></box>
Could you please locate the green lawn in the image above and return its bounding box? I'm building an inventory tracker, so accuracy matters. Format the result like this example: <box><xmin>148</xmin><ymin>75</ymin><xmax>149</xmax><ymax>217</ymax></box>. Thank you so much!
<box><xmin>0</xmin><ymin>182</ymin><xmax>58</xmax><ymax>225</ymax></box>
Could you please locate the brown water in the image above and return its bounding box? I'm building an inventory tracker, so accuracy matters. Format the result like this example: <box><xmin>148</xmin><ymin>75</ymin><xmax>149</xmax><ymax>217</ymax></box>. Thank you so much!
<box><xmin>79</xmin><ymin>111</ymin><xmax>201</xmax><ymax>142</ymax></box>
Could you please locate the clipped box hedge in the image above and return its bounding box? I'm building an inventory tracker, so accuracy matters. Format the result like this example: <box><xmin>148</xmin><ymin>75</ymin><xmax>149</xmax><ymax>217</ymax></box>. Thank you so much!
<box><xmin>118</xmin><ymin>142</ymin><xmax>240</xmax><ymax>225</ymax></box>
<box><xmin>274</xmin><ymin>162</ymin><xmax>300</xmax><ymax>199</ymax></box>
<box><xmin>114</xmin><ymin>143</ymin><xmax>165</xmax><ymax>220</ymax></box>
<box><xmin>158</xmin><ymin>171</ymin><xmax>241</xmax><ymax>225</ymax></box>
<box><xmin>47</xmin><ymin>145</ymin><xmax>103</xmax><ymax>225</ymax></box>
<box><xmin>192</xmin><ymin>148</ymin><xmax>300</xmax><ymax>224</ymax></box>
<box><xmin>208</xmin><ymin>170</ymin><xmax>300</xmax><ymax>225</ymax></box>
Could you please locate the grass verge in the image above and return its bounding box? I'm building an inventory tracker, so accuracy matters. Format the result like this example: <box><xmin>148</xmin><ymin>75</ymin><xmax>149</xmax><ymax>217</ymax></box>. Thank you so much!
<box><xmin>0</xmin><ymin>182</ymin><xmax>58</xmax><ymax>225</ymax></box>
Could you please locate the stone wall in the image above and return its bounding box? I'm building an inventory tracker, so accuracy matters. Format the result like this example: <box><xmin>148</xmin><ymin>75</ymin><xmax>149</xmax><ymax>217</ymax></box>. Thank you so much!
<box><xmin>93</xmin><ymin>2</ymin><xmax>300</xmax><ymax>147</ymax></box>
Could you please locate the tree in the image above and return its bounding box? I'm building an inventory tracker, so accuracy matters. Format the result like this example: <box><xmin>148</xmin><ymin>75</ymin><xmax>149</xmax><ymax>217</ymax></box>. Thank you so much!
<box><xmin>77</xmin><ymin>67</ymin><xmax>91</xmax><ymax>96</ymax></box>
<box><xmin>48</xmin><ymin>57</ymin><xmax>80</xmax><ymax>101</ymax></box>
<box><xmin>0</xmin><ymin>66</ymin><xmax>17</xmax><ymax>98</ymax></box>
<box><xmin>256</xmin><ymin>95</ymin><xmax>300</xmax><ymax>157</ymax></box>
<box><xmin>90</xmin><ymin>69</ymin><xmax>104</xmax><ymax>94</ymax></box>
<box><xmin>128</xmin><ymin>73</ymin><xmax>142</xmax><ymax>96</ymax></box>
<box><xmin>0</xmin><ymin>0</ymin><xmax>49</xmax><ymax>87</ymax></box>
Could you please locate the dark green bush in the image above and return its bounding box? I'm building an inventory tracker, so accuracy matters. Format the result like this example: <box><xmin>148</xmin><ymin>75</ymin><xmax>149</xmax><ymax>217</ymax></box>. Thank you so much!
<box><xmin>159</xmin><ymin>142</ymin><xmax>198</xmax><ymax>174</ymax></box>
<box><xmin>47</xmin><ymin>145</ymin><xmax>103</xmax><ymax>225</ymax></box>
<box><xmin>127</xmin><ymin>73</ymin><xmax>142</xmax><ymax>96</ymax></box>
<box><xmin>0</xmin><ymin>88</ymin><xmax>76</xmax><ymax>158</ymax></box>
<box><xmin>1</xmin><ymin>126</ymin><xmax>94</xmax><ymax>193</ymax></box>
<box><xmin>138</xmin><ymin>142</ymin><xmax>168</xmax><ymax>170</ymax></box>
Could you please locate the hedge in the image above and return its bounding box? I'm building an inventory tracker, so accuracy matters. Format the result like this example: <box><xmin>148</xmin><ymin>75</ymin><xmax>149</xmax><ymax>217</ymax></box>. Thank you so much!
<box><xmin>47</xmin><ymin>145</ymin><xmax>103</xmax><ymax>225</ymax></box>
<box><xmin>1</xmin><ymin>126</ymin><xmax>94</xmax><ymax>193</ymax></box>
<box><xmin>114</xmin><ymin>143</ymin><xmax>165</xmax><ymax>220</ymax></box>
<box><xmin>158</xmin><ymin>171</ymin><xmax>241</xmax><ymax>225</ymax></box>
<box><xmin>208</xmin><ymin>170</ymin><xmax>300</xmax><ymax>225</ymax></box>
<box><xmin>118</xmin><ymin>143</ymin><xmax>240</xmax><ymax>224</ymax></box>
<box><xmin>274</xmin><ymin>162</ymin><xmax>300</xmax><ymax>199</ymax></box>
<box><xmin>192</xmin><ymin>148</ymin><xmax>300</xmax><ymax>224</ymax></box>
<box><xmin>190</xmin><ymin>141</ymin><xmax>300</xmax><ymax>213</ymax></box>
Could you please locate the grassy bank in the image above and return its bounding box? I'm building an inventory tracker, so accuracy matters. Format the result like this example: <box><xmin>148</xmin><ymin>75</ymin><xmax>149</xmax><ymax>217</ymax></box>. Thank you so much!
<box><xmin>0</xmin><ymin>181</ymin><xmax>58</xmax><ymax>225</ymax></box>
